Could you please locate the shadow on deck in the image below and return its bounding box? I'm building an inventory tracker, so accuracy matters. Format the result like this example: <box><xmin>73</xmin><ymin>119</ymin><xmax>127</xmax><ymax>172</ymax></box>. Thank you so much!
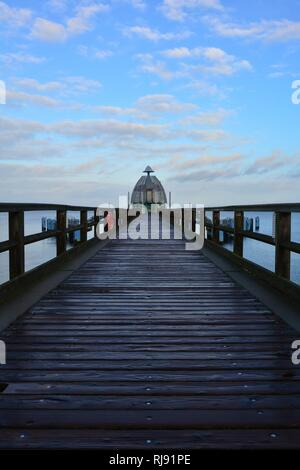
<box><xmin>0</xmin><ymin>223</ymin><xmax>300</xmax><ymax>449</ymax></box>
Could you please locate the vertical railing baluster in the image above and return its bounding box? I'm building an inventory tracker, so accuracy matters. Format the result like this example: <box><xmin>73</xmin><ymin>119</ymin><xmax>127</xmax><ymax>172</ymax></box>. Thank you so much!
<box><xmin>94</xmin><ymin>209</ymin><xmax>98</xmax><ymax>238</ymax></box>
<box><xmin>9</xmin><ymin>210</ymin><xmax>24</xmax><ymax>279</ymax></box>
<box><xmin>115</xmin><ymin>208</ymin><xmax>119</xmax><ymax>238</ymax></box>
<box><xmin>212</xmin><ymin>210</ymin><xmax>220</xmax><ymax>244</ymax></box>
<box><xmin>192</xmin><ymin>208</ymin><xmax>196</xmax><ymax>234</ymax></box>
<box><xmin>234</xmin><ymin>210</ymin><xmax>244</xmax><ymax>257</ymax></box>
<box><xmin>275</xmin><ymin>211</ymin><xmax>291</xmax><ymax>279</ymax></box>
<box><xmin>56</xmin><ymin>209</ymin><xmax>66</xmax><ymax>256</ymax></box>
<box><xmin>80</xmin><ymin>209</ymin><xmax>87</xmax><ymax>243</ymax></box>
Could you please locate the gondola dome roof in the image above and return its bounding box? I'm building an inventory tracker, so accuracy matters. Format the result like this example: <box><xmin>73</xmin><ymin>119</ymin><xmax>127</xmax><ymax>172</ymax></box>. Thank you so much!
<box><xmin>131</xmin><ymin>166</ymin><xmax>167</xmax><ymax>205</ymax></box>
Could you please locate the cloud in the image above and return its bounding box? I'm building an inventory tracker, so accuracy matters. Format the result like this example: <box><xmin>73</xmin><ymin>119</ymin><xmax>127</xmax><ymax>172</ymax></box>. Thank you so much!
<box><xmin>0</xmin><ymin>53</ymin><xmax>45</xmax><ymax>65</ymax></box>
<box><xmin>207</xmin><ymin>17</ymin><xmax>300</xmax><ymax>42</ymax></box>
<box><xmin>136</xmin><ymin>54</ymin><xmax>181</xmax><ymax>80</ymax></box>
<box><xmin>180</xmin><ymin>108</ymin><xmax>233</xmax><ymax>126</ymax></box>
<box><xmin>169</xmin><ymin>166</ymin><xmax>240</xmax><ymax>182</ymax></box>
<box><xmin>188</xmin><ymin>129</ymin><xmax>228</xmax><ymax>141</ymax></box>
<box><xmin>30</xmin><ymin>18</ymin><xmax>67</xmax><ymax>42</ymax></box>
<box><xmin>181</xmin><ymin>47</ymin><xmax>252</xmax><ymax>76</ymax></box>
<box><xmin>245</xmin><ymin>151</ymin><xmax>298</xmax><ymax>175</ymax></box>
<box><xmin>184</xmin><ymin>80</ymin><xmax>224</xmax><ymax>97</ymax></box>
<box><xmin>63</xmin><ymin>76</ymin><xmax>102</xmax><ymax>93</ymax></box>
<box><xmin>6</xmin><ymin>90</ymin><xmax>61</xmax><ymax>108</ymax></box>
<box><xmin>30</xmin><ymin>3</ymin><xmax>109</xmax><ymax>42</ymax></box>
<box><xmin>160</xmin><ymin>0</ymin><xmax>223</xmax><ymax>22</ymax></box>
<box><xmin>78</xmin><ymin>45</ymin><xmax>114</xmax><ymax>59</ymax></box>
<box><xmin>51</xmin><ymin>119</ymin><xmax>171</xmax><ymax>140</ymax></box>
<box><xmin>127</xmin><ymin>0</ymin><xmax>147</xmax><ymax>9</ymax></box>
<box><xmin>92</xmin><ymin>94</ymin><xmax>198</xmax><ymax>120</ymax></box>
<box><xmin>14</xmin><ymin>78</ymin><xmax>64</xmax><ymax>92</ymax></box>
<box><xmin>0</xmin><ymin>1</ymin><xmax>32</xmax><ymax>28</ymax></box>
<box><xmin>47</xmin><ymin>0</ymin><xmax>68</xmax><ymax>11</ymax></box>
<box><xmin>8</xmin><ymin>76</ymin><xmax>103</xmax><ymax>109</ymax></box>
<box><xmin>161</xmin><ymin>47</ymin><xmax>201</xmax><ymax>58</ymax></box>
<box><xmin>136</xmin><ymin>94</ymin><xmax>198</xmax><ymax>114</ymax></box>
<box><xmin>168</xmin><ymin>153</ymin><xmax>242</xmax><ymax>172</ymax></box>
<box><xmin>123</xmin><ymin>25</ymin><xmax>192</xmax><ymax>41</ymax></box>
<box><xmin>92</xmin><ymin>105</ymin><xmax>138</xmax><ymax>118</ymax></box>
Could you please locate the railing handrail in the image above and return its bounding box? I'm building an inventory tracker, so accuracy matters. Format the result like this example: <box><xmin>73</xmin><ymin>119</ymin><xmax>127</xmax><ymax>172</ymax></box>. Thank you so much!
<box><xmin>0</xmin><ymin>203</ymin><xmax>96</xmax><ymax>212</ymax></box>
<box><xmin>205</xmin><ymin>203</ymin><xmax>300</xmax><ymax>212</ymax></box>
<box><xmin>204</xmin><ymin>205</ymin><xmax>300</xmax><ymax>301</ymax></box>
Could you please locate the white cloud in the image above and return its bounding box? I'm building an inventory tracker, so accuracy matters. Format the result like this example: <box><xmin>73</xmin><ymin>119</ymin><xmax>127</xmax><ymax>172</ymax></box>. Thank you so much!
<box><xmin>184</xmin><ymin>80</ymin><xmax>224</xmax><ymax>97</ymax></box>
<box><xmin>92</xmin><ymin>94</ymin><xmax>197</xmax><ymax>119</ymax></box>
<box><xmin>6</xmin><ymin>90</ymin><xmax>61</xmax><ymax>108</ymax></box>
<box><xmin>13</xmin><ymin>76</ymin><xmax>102</xmax><ymax>98</ymax></box>
<box><xmin>169</xmin><ymin>153</ymin><xmax>242</xmax><ymax>172</ymax></box>
<box><xmin>0</xmin><ymin>53</ymin><xmax>45</xmax><ymax>65</ymax></box>
<box><xmin>207</xmin><ymin>17</ymin><xmax>300</xmax><ymax>42</ymax></box>
<box><xmin>159</xmin><ymin>46</ymin><xmax>252</xmax><ymax>78</ymax></box>
<box><xmin>47</xmin><ymin>0</ymin><xmax>68</xmax><ymax>11</ymax></box>
<box><xmin>181</xmin><ymin>47</ymin><xmax>252</xmax><ymax>76</ymax></box>
<box><xmin>245</xmin><ymin>151</ymin><xmax>298</xmax><ymax>175</ymax></box>
<box><xmin>161</xmin><ymin>47</ymin><xmax>201</xmax><ymax>58</ymax></box>
<box><xmin>136</xmin><ymin>54</ymin><xmax>181</xmax><ymax>80</ymax></box>
<box><xmin>63</xmin><ymin>76</ymin><xmax>102</xmax><ymax>93</ymax></box>
<box><xmin>77</xmin><ymin>45</ymin><xmax>114</xmax><ymax>59</ymax></box>
<box><xmin>0</xmin><ymin>1</ymin><xmax>32</xmax><ymax>28</ymax></box>
<box><xmin>188</xmin><ymin>129</ymin><xmax>228</xmax><ymax>141</ymax></box>
<box><xmin>123</xmin><ymin>25</ymin><xmax>192</xmax><ymax>41</ymax></box>
<box><xmin>14</xmin><ymin>78</ymin><xmax>64</xmax><ymax>92</ymax></box>
<box><xmin>128</xmin><ymin>0</ymin><xmax>147</xmax><ymax>9</ymax></box>
<box><xmin>30</xmin><ymin>3</ymin><xmax>109</xmax><ymax>42</ymax></box>
<box><xmin>180</xmin><ymin>108</ymin><xmax>233</xmax><ymax>126</ymax></box>
<box><xmin>160</xmin><ymin>0</ymin><xmax>223</xmax><ymax>22</ymax></box>
<box><xmin>51</xmin><ymin>119</ymin><xmax>171</xmax><ymax>140</ymax></box>
<box><xmin>136</xmin><ymin>94</ymin><xmax>197</xmax><ymax>114</ymax></box>
<box><xmin>95</xmin><ymin>49</ymin><xmax>114</xmax><ymax>59</ymax></box>
<box><xmin>31</xmin><ymin>18</ymin><xmax>67</xmax><ymax>42</ymax></box>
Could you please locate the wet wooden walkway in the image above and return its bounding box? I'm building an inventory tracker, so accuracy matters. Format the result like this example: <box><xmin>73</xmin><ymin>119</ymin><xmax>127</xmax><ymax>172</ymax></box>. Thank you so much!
<box><xmin>0</xmin><ymin>226</ymin><xmax>300</xmax><ymax>449</ymax></box>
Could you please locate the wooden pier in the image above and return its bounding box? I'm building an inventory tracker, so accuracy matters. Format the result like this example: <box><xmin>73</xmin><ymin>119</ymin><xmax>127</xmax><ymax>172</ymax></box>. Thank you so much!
<box><xmin>0</xmin><ymin>205</ymin><xmax>300</xmax><ymax>448</ymax></box>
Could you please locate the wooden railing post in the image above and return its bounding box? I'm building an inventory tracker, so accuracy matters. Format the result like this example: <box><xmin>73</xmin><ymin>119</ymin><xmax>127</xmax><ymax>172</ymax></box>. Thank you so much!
<box><xmin>56</xmin><ymin>210</ymin><xmax>66</xmax><ymax>256</ymax></box>
<box><xmin>94</xmin><ymin>209</ymin><xmax>99</xmax><ymax>237</ymax></box>
<box><xmin>191</xmin><ymin>209</ymin><xmax>196</xmax><ymax>234</ymax></box>
<box><xmin>9</xmin><ymin>211</ymin><xmax>24</xmax><ymax>279</ymax></box>
<box><xmin>104</xmin><ymin>210</ymin><xmax>109</xmax><ymax>233</ymax></box>
<box><xmin>275</xmin><ymin>211</ymin><xmax>291</xmax><ymax>279</ymax></box>
<box><xmin>115</xmin><ymin>208</ymin><xmax>119</xmax><ymax>238</ymax></box>
<box><xmin>80</xmin><ymin>209</ymin><xmax>88</xmax><ymax>243</ymax></box>
<box><xmin>212</xmin><ymin>210</ymin><xmax>220</xmax><ymax>244</ymax></box>
<box><xmin>234</xmin><ymin>210</ymin><xmax>244</xmax><ymax>257</ymax></box>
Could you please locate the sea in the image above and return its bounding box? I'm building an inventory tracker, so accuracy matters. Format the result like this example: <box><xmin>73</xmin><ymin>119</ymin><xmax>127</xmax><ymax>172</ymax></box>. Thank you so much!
<box><xmin>0</xmin><ymin>210</ymin><xmax>299</xmax><ymax>286</ymax></box>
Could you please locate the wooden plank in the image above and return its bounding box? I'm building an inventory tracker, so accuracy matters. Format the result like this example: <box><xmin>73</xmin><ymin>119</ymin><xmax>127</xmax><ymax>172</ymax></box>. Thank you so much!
<box><xmin>0</xmin><ymin>428</ymin><xmax>298</xmax><ymax>449</ymax></box>
<box><xmin>1</xmin><ymin>409</ymin><xmax>300</xmax><ymax>429</ymax></box>
<box><xmin>1</xmin><ymin>395</ymin><xmax>300</xmax><ymax>410</ymax></box>
<box><xmin>0</xmin><ymin>370</ymin><xmax>299</xmax><ymax>382</ymax></box>
<box><xmin>5</xmin><ymin>381</ymin><xmax>300</xmax><ymax>396</ymax></box>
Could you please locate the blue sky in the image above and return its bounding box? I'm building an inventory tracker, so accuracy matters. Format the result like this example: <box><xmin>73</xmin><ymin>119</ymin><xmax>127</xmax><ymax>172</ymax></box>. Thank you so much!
<box><xmin>1</xmin><ymin>0</ymin><xmax>300</xmax><ymax>206</ymax></box>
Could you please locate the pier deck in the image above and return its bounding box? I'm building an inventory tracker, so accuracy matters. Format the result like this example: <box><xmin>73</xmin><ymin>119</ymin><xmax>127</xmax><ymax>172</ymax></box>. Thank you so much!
<box><xmin>0</xmin><ymin>230</ymin><xmax>299</xmax><ymax>449</ymax></box>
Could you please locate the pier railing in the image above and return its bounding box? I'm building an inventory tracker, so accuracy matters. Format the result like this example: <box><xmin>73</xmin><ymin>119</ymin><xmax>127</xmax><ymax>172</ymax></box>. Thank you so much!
<box><xmin>0</xmin><ymin>203</ymin><xmax>100</xmax><ymax>284</ymax></box>
<box><xmin>204</xmin><ymin>203</ymin><xmax>300</xmax><ymax>301</ymax></box>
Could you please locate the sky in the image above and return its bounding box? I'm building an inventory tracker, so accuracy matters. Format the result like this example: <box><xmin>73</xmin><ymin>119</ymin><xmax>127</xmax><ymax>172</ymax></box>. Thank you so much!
<box><xmin>0</xmin><ymin>0</ymin><xmax>300</xmax><ymax>207</ymax></box>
